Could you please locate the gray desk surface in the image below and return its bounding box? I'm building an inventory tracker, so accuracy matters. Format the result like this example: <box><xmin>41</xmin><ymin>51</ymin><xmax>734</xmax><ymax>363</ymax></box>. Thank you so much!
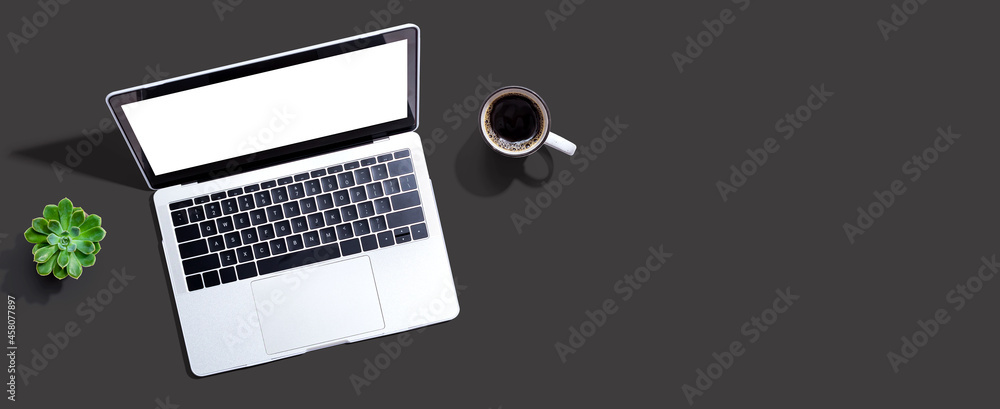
<box><xmin>2</xmin><ymin>1</ymin><xmax>997</xmax><ymax>407</ymax></box>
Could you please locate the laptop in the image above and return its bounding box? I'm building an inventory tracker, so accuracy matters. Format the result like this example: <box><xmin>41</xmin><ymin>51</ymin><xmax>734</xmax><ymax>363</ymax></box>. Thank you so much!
<box><xmin>105</xmin><ymin>24</ymin><xmax>460</xmax><ymax>376</ymax></box>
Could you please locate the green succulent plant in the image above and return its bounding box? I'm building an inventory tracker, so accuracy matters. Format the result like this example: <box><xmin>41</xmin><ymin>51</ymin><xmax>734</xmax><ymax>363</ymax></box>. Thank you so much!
<box><xmin>23</xmin><ymin>198</ymin><xmax>106</xmax><ymax>280</ymax></box>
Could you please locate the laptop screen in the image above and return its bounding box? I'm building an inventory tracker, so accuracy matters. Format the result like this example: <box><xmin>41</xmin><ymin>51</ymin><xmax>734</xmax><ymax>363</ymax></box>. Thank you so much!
<box><xmin>106</xmin><ymin>25</ymin><xmax>418</xmax><ymax>190</ymax></box>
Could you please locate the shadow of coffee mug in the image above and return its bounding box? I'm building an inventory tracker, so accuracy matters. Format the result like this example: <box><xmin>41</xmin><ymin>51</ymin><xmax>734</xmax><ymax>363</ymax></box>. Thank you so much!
<box><xmin>456</xmin><ymin>128</ymin><xmax>555</xmax><ymax>197</ymax></box>
<box><xmin>479</xmin><ymin>86</ymin><xmax>577</xmax><ymax>157</ymax></box>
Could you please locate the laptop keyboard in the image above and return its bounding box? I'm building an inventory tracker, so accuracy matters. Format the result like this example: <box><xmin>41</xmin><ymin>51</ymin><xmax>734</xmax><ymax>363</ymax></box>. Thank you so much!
<box><xmin>167</xmin><ymin>149</ymin><xmax>428</xmax><ymax>291</ymax></box>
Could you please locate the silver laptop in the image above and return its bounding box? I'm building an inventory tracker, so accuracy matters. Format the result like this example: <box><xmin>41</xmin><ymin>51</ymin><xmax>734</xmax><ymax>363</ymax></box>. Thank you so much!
<box><xmin>105</xmin><ymin>24</ymin><xmax>459</xmax><ymax>376</ymax></box>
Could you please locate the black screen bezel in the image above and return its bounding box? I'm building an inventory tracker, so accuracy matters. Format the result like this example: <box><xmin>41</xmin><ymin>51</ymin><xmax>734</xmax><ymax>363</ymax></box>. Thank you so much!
<box><xmin>106</xmin><ymin>26</ymin><xmax>418</xmax><ymax>190</ymax></box>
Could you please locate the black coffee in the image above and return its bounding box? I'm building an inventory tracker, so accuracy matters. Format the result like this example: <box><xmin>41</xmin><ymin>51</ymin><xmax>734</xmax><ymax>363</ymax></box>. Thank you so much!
<box><xmin>489</xmin><ymin>95</ymin><xmax>541</xmax><ymax>143</ymax></box>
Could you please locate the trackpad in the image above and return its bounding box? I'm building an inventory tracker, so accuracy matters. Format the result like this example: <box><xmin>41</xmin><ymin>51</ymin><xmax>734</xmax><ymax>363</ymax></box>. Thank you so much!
<box><xmin>251</xmin><ymin>256</ymin><xmax>385</xmax><ymax>355</ymax></box>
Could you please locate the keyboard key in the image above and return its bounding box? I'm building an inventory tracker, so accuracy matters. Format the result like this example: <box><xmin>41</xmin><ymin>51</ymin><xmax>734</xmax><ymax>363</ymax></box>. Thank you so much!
<box><xmin>333</xmin><ymin>190</ymin><xmax>351</xmax><ymax>206</ymax></box>
<box><xmin>319</xmin><ymin>227</ymin><xmax>337</xmax><ymax>243</ymax></box>
<box><xmin>171</xmin><ymin>210</ymin><xmax>188</xmax><ymax>226</ymax></box>
<box><xmin>327</xmin><ymin>165</ymin><xmax>343</xmax><ymax>173</ymax></box>
<box><xmin>303</xmin><ymin>231</ymin><xmax>320</xmax><ymax>247</ymax></box>
<box><xmin>271</xmin><ymin>186</ymin><xmax>289</xmax><ymax>203</ymax></box>
<box><xmin>253</xmin><ymin>243</ymin><xmax>270</xmax><ymax>259</ymax></box>
<box><xmin>324</xmin><ymin>210</ymin><xmax>342</xmax><ymax>226</ymax></box>
<box><xmin>244</xmin><ymin>184</ymin><xmax>260</xmax><ymax>193</ymax></box>
<box><xmin>221</xmin><ymin>198</ymin><xmax>238</xmax><ymax>215</ymax></box>
<box><xmin>202</xmin><ymin>270</ymin><xmax>221</xmax><ymax>288</ymax></box>
<box><xmin>354</xmin><ymin>168</ymin><xmax>372</xmax><ymax>184</ymax></box>
<box><xmin>194</xmin><ymin>195</ymin><xmax>210</xmax><ymax>204</ymax></box>
<box><xmin>350</xmin><ymin>186</ymin><xmax>367</xmax><ymax>203</ymax></box>
<box><xmin>207</xmin><ymin>235</ymin><xmax>226</xmax><ymax>252</ymax></box>
<box><xmin>341</xmin><ymin>205</ymin><xmax>359</xmax><ymax>222</ymax></box>
<box><xmin>277</xmin><ymin>177</ymin><xmax>293</xmax><ymax>185</ymax></box>
<box><xmin>170</xmin><ymin>199</ymin><xmax>193</xmax><ymax>210</ymax></box>
<box><xmin>266</xmin><ymin>205</ymin><xmax>284</xmax><ymax>222</ymax></box>
<box><xmin>294</xmin><ymin>173</ymin><xmax>309</xmax><ymax>182</ymax></box>
<box><xmin>183</xmin><ymin>253</ymin><xmax>219</xmax><ymax>275</ymax></box>
<box><xmin>204</xmin><ymin>202</ymin><xmax>222</xmax><ymax>219</ymax></box>
<box><xmin>390</xmin><ymin>191</ymin><xmax>421</xmax><ymax>210</ymax></box>
<box><xmin>257</xmin><ymin>224</ymin><xmax>275</xmax><ymax>241</ymax></box>
<box><xmin>358</xmin><ymin>201</ymin><xmax>375</xmax><ymax>218</ymax></box>
<box><xmin>175</xmin><ymin>225</ymin><xmax>200</xmax><ymax>243</ymax></box>
<box><xmin>361</xmin><ymin>234</ymin><xmax>379</xmax><ymax>251</ymax></box>
<box><xmin>299</xmin><ymin>197</ymin><xmax>317</xmax><ymax>214</ymax></box>
<box><xmin>241</xmin><ymin>228</ymin><xmax>259</xmax><ymax>244</ymax></box>
<box><xmin>186</xmin><ymin>275</ymin><xmax>203</xmax><ymax>291</ymax></box>
<box><xmin>361</xmin><ymin>157</ymin><xmax>377</xmax><ymax>166</ymax></box>
<box><xmin>366</xmin><ymin>182</ymin><xmax>384</xmax><ymax>199</ymax></box>
<box><xmin>399</xmin><ymin>174</ymin><xmax>417</xmax><ymax>191</ymax></box>
<box><xmin>254</xmin><ymin>191</ymin><xmax>272</xmax><ymax>207</ymax></box>
<box><xmin>236</xmin><ymin>246</ymin><xmax>254</xmax><ymax>263</ymax></box>
<box><xmin>307</xmin><ymin>213</ymin><xmax>325</xmax><ymax>230</ymax></box>
<box><xmin>217</xmin><ymin>216</ymin><xmax>235</xmax><ymax>233</ymax></box>
<box><xmin>387</xmin><ymin>158</ymin><xmax>413</xmax><ymax>177</ymax></box>
<box><xmin>316</xmin><ymin>193</ymin><xmax>335</xmax><ymax>211</ymax></box>
<box><xmin>394</xmin><ymin>150</ymin><xmax>410</xmax><ymax>159</ymax></box>
<box><xmin>224</xmin><ymin>232</ymin><xmax>242</xmax><ymax>249</ymax></box>
<box><xmin>352</xmin><ymin>220</ymin><xmax>371</xmax><ymax>236</ymax></box>
<box><xmin>260</xmin><ymin>180</ymin><xmax>277</xmax><ymax>189</ymax></box>
<box><xmin>250</xmin><ymin>209</ymin><xmax>268</xmax><ymax>225</ymax></box>
<box><xmin>275</xmin><ymin>220</ymin><xmax>292</xmax><ymax>237</ymax></box>
<box><xmin>411</xmin><ymin>223</ymin><xmax>428</xmax><ymax>240</ymax></box>
<box><xmin>374</xmin><ymin>198</ymin><xmax>392</xmax><ymax>214</ymax></box>
<box><xmin>393</xmin><ymin>227</ymin><xmax>412</xmax><ymax>243</ymax></box>
<box><xmin>387</xmin><ymin>207</ymin><xmax>424</xmax><ymax>228</ymax></box>
<box><xmin>233</xmin><ymin>212</ymin><xmax>251</xmax><ymax>229</ymax></box>
<box><xmin>200</xmin><ymin>221</ymin><xmax>217</xmax><ymax>237</ymax></box>
<box><xmin>211</xmin><ymin>192</ymin><xmax>227</xmax><ymax>201</ymax></box>
<box><xmin>269</xmin><ymin>239</ymin><xmax>287</xmax><ymax>255</ymax></box>
<box><xmin>282</xmin><ymin>201</ymin><xmax>301</xmax><ymax>218</ymax></box>
<box><xmin>344</xmin><ymin>161</ymin><xmax>360</xmax><ymax>170</ymax></box>
<box><xmin>286</xmin><ymin>234</ymin><xmax>304</xmax><ymax>251</ymax></box>
<box><xmin>188</xmin><ymin>206</ymin><xmax>205</xmax><ymax>223</ymax></box>
<box><xmin>227</xmin><ymin>188</ymin><xmax>243</xmax><ymax>197</ymax></box>
<box><xmin>311</xmin><ymin>169</ymin><xmax>326</xmax><ymax>178</ymax></box>
<box><xmin>236</xmin><ymin>263</ymin><xmax>257</xmax><ymax>279</ymax></box>
<box><xmin>383</xmin><ymin>178</ymin><xmax>401</xmax><ymax>195</ymax></box>
<box><xmin>219</xmin><ymin>266</ymin><xmax>237</xmax><ymax>283</ymax></box>
<box><xmin>377</xmin><ymin>231</ymin><xmax>394</xmax><ymax>247</ymax></box>
<box><xmin>220</xmin><ymin>250</ymin><xmax>238</xmax><ymax>266</ymax></box>
<box><xmin>179</xmin><ymin>239</ymin><xmax>208</xmax><ymax>259</ymax></box>
<box><xmin>377</xmin><ymin>154</ymin><xmax>393</xmax><ymax>163</ymax></box>
<box><xmin>337</xmin><ymin>172</ymin><xmax>355</xmax><ymax>188</ymax></box>
<box><xmin>321</xmin><ymin>176</ymin><xmax>338</xmax><ymax>192</ymax></box>
<box><xmin>369</xmin><ymin>216</ymin><xmax>387</xmax><ymax>232</ymax></box>
<box><xmin>256</xmin><ymin>242</ymin><xmax>341</xmax><ymax>275</ymax></box>
<box><xmin>291</xmin><ymin>217</ymin><xmax>308</xmax><ymax>233</ymax></box>
<box><xmin>371</xmin><ymin>164</ymin><xmax>389</xmax><ymax>180</ymax></box>
<box><xmin>340</xmin><ymin>238</ymin><xmax>362</xmax><ymax>256</ymax></box>
<box><xmin>237</xmin><ymin>195</ymin><xmax>255</xmax><ymax>211</ymax></box>
<box><xmin>288</xmin><ymin>183</ymin><xmax>305</xmax><ymax>200</ymax></box>
<box><xmin>336</xmin><ymin>223</ymin><xmax>354</xmax><ymax>240</ymax></box>
<box><xmin>304</xmin><ymin>179</ymin><xmax>322</xmax><ymax>196</ymax></box>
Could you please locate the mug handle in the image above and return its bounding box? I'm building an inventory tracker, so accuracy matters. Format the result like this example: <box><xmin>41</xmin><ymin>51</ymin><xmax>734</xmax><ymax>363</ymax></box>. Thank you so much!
<box><xmin>545</xmin><ymin>132</ymin><xmax>577</xmax><ymax>156</ymax></box>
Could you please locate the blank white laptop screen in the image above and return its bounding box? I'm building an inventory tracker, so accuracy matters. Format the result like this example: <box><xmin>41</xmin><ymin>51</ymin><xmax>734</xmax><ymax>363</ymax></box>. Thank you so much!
<box><xmin>121</xmin><ymin>39</ymin><xmax>409</xmax><ymax>176</ymax></box>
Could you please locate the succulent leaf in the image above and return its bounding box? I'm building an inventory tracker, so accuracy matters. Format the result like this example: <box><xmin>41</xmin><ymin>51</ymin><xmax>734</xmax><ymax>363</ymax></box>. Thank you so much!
<box><xmin>57</xmin><ymin>249</ymin><xmax>70</xmax><ymax>268</ymax></box>
<box><xmin>93</xmin><ymin>242</ymin><xmax>101</xmax><ymax>255</ymax></box>
<box><xmin>24</xmin><ymin>227</ymin><xmax>49</xmax><ymax>244</ymax></box>
<box><xmin>69</xmin><ymin>226</ymin><xmax>81</xmax><ymax>237</ymax></box>
<box><xmin>67</xmin><ymin>253</ymin><xmax>83</xmax><ymax>279</ymax></box>
<box><xmin>52</xmin><ymin>263</ymin><xmax>68</xmax><ymax>280</ymax></box>
<box><xmin>31</xmin><ymin>243</ymin><xmax>42</xmax><ymax>255</ymax></box>
<box><xmin>67</xmin><ymin>243</ymin><xmax>77</xmax><ymax>252</ymax></box>
<box><xmin>77</xmin><ymin>227</ymin><xmax>106</xmax><ymax>242</ymax></box>
<box><xmin>73</xmin><ymin>240</ymin><xmax>95</xmax><ymax>254</ymax></box>
<box><xmin>79</xmin><ymin>214</ymin><xmax>101</xmax><ymax>232</ymax></box>
<box><xmin>43</xmin><ymin>205</ymin><xmax>59</xmax><ymax>222</ymax></box>
<box><xmin>47</xmin><ymin>220</ymin><xmax>64</xmax><ymax>235</ymax></box>
<box><xmin>34</xmin><ymin>246</ymin><xmax>56</xmax><ymax>263</ymax></box>
<box><xmin>70</xmin><ymin>210</ymin><xmax>86</xmax><ymax>227</ymax></box>
<box><xmin>31</xmin><ymin>218</ymin><xmax>52</xmax><ymax>235</ymax></box>
<box><xmin>58</xmin><ymin>198</ymin><xmax>73</xmax><ymax>228</ymax></box>
<box><xmin>46</xmin><ymin>233</ymin><xmax>59</xmax><ymax>245</ymax></box>
<box><xmin>37</xmin><ymin>256</ymin><xmax>56</xmax><ymax>275</ymax></box>
<box><xmin>77</xmin><ymin>251</ymin><xmax>96</xmax><ymax>267</ymax></box>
